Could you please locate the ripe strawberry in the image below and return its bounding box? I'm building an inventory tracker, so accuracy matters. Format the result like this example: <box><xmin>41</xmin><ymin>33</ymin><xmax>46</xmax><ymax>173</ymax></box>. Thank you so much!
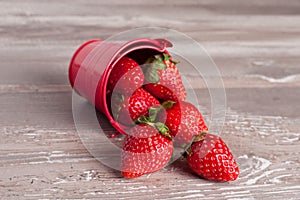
<box><xmin>110</xmin><ymin>88</ymin><xmax>160</xmax><ymax>126</ymax></box>
<box><xmin>186</xmin><ymin>133</ymin><xmax>239</xmax><ymax>181</ymax></box>
<box><xmin>158</xmin><ymin>101</ymin><xmax>208</xmax><ymax>146</ymax></box>
<box><xmin>122</xmin><ymin>123</ymin><xmax>173</xmax><ymax>178</ymax></box>
<box><xmin>143</xmin><ymin>53</ymin><xmax>186</xmax><ymax>102</ymax></box>
<box><xmin>108</xmin><ymin>57</ymin><xmax>144</xmax><ymax>95</ymax></box>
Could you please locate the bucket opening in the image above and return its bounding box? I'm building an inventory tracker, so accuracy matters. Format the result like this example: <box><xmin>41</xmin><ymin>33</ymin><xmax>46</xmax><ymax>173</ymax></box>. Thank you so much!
<box><xmin>126</xmin><ymin>49</ymin><xmax>160</xmax><ymax>65</ymax></box>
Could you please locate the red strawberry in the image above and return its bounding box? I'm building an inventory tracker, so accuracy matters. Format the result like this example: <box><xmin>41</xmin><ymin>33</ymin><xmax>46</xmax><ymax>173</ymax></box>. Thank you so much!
<box><xmin>122</xmin><ymin>123</ymin><xmax>173</xmax><ymax>178</ymax></box>
<box><xmin>108</xmin><ymin>57</ymin><xmax>144</xmax><ymax>95</ymax></box>
<box><xmin>110</xmin><ymin>88</ymin><xmax>160</xmax><ymax>126</ymax></box>
<box><xmin>158</xmin><ymin>101</ymin><xmax>208</xmax><ymax>146</ymax></box>
<box><xmin>186</xmin><ymin>133</ymin><xmax>239</xmax><ymax>181</ymax></box>
<box><xmin>143</xmin><ymin>53</ymin><xmax>186</xmax><ymax>102</ymax></box>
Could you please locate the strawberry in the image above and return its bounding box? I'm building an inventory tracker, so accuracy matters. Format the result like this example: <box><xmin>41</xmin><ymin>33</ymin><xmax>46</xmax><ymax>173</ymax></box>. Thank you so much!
<box><xmin>158</xmin><ymin>101</ymin><xmax>208</xmax><ymax>146</ymax></box>
<box><xmin>110</xmin><ymin>88</ymin><xmax>160</xmax><ymax>126</ymax></box>
<box><xmin>143</xmin><ymin>53</ymin><xmax>186</xmax><ymax>102</ymax></box>
<box><xmin>108</xmin><ymin>57</ymin><xmax>144</xmax><ymax>95</ymax></box>
<box><xmin>186</xmin><ymin>133</ymin><xmax>239</xmax><ymax>181</ymax></box>
<box><xmin>121</xmin><ymin>122</ymin><xmax>173</xmax><ymax>178</ymax></box>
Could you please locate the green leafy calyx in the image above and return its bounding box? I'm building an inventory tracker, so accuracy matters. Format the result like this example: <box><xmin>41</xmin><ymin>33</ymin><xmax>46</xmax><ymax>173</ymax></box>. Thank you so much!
<box><xmin>135</xmin><ymin>115</ymin><xmax>172</xmax><ymax>140</ymax></box>
<box><xmin>162</xmin><ymin>101</ymin><xmax>176</xmax><ymax>109</ymax></box>
<box><xmin>144</xmin><ymin>54</ymin><xmax>166</xmax><ymax>84</ymax></box>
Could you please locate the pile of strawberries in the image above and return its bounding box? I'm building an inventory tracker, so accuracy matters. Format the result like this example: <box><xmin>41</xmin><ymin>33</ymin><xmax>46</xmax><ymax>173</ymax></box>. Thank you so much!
<box><xmin>107</xmin><ymin>53</ymin><xmax>239</xmax><ymax>181</ymax></box>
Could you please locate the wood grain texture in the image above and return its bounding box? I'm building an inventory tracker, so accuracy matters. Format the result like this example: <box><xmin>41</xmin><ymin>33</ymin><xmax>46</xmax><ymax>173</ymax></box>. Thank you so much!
<box><xmin>0</xmin><ymin>1</ymin><xmax>300</xmax><ymax>199</ymax></box>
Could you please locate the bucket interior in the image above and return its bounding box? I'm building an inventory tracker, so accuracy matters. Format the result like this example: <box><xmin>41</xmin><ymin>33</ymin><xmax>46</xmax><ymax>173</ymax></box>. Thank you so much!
<box><xmin>125</xmin><ymin>48</ymin><xmax>160</xmax><ymax>65</ymax></box>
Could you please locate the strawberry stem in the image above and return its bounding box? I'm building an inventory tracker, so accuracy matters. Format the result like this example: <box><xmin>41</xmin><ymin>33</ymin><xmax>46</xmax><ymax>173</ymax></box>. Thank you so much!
<box><xmin>148</xmin><ymin>105</ymin><xmax>163</xmax><ymax>122</ymax></box>
<box><xmin>163</xmin><ymin>53</ymin><xmax>171</xmax><ymax>61</ymax></box>
<box><xmin>154</xmin><ymin>122</ymin><xmax>172</xmax><ymax>140</ymax></box>
<box><xmin>161</xmin><ymin>101</ymin><xmax>176</xmax><ymax>109</ymax></box>
<box><xmin>182</xmin><ymin>132</ymin><xmax>209</xmax><ymax>156</ymax></box>
<box><xmin>182</xmin><ymin>135</ymin><xmax>199</xmax><ymax>156</ymax></box>
<box><xmin>185</xmin><ymin>146</ymin><xmax>193</xmax><ymax>156</ymax></box>
<box><xmin>193</xmin><ymin>131</ymin><xmax>208</xmax><ymax>142</ymax></box>
<box><xmin>163</xmin><ymin>53</ymin><xmax>179</xmax><ymax>64</ymax></box>
<box><xmin>136</xmin><ymin>115</ymin><xmax>150</xmax><ymax>124</ymax></box>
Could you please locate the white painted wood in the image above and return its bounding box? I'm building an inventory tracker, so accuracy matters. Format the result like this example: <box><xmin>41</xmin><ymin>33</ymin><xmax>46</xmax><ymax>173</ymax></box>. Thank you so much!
<box><xmin>0</xmin><ymin>1</ymin><xmax>299</xmax><ymax>199</ymax></box>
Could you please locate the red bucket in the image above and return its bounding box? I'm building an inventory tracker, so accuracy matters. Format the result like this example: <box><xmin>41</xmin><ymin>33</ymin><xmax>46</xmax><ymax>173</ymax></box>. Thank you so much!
<box><xmin>69</xmin><ymin>38</ymin><xmax>172</xmax><ymax>134</ymax></box>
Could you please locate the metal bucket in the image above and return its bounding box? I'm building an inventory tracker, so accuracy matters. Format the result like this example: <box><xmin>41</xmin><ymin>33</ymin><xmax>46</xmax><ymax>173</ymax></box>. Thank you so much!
<box><xmin>69</xmin><ymin>38</ymin><xmax>172</xmax><ymax>134</ymax></box>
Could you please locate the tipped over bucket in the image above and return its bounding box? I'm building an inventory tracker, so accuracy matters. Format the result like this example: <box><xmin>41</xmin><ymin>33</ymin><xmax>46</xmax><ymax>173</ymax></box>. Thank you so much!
<box><xmin>69</xmin><ymin>38</ymin><xmax>173</xmax><ymax>134</ymax></box>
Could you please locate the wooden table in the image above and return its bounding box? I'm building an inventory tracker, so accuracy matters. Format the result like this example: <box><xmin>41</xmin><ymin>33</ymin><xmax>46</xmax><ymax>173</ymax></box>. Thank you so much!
<box><xmin>1</xmin><ymin>1</ymin><xmax>299</xmax><ymax>199</ymax></box>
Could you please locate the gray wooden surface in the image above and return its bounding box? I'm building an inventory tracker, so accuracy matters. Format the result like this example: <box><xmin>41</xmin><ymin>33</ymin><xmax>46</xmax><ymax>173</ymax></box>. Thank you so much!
<box><xmin>1</xmin><ymin>0</ymin><xmax>300</xmax><ymax>199</ymax></box>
